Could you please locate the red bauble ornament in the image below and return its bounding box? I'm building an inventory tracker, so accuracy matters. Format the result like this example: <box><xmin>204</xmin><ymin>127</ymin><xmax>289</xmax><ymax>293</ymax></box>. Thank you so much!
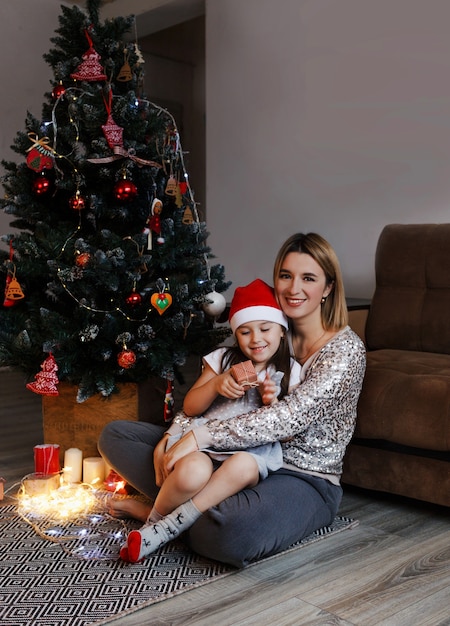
<box><xmin>52</xmin><ymin>83</ymin><xmax>66</xmax><ymax>99</ymax></box>
<box><xmin>114</xmin><ymin>178</ymin><xmax>137</xmax><ymax>202</ymax></box>
<box><xmin>32</xmin><ymin>172</ymin><xmax>52</xmax><ymax>196</ymax></box>
<box><xmin>117</xmin><ymin>349</ymin><xmax>136</xmax><ymax>368</ymax></box>
<box><xmin>125</xmin><ymin>290</ymin><xmax>142</xmax><ymax>306</ymax></box>
<box><xmin>75</xmin><ymin>252</ymin><xmax>91</xmax><ymax>268</ymax></box>
<box><xmin>69</xmin><ymin>192</ymin><xmax>86</xmax><ymax>210</ymax></box>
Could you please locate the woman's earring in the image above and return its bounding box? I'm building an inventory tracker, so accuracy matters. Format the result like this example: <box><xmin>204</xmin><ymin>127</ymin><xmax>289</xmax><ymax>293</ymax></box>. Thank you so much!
<box><xmin>321</xmin><ymin>297</ymin><xmax>326</xmax><ymax>304</ymax></box>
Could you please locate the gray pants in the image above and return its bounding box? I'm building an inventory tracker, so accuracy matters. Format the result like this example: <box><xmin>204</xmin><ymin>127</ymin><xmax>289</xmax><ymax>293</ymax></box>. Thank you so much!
<box><xmin>98</xmin><ymin>420</ymin><xmax>342</xmax><ymax>568</ymax></box>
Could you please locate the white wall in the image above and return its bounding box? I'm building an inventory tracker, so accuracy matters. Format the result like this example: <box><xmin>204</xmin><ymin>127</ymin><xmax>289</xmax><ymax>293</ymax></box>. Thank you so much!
<box><xmin>206</xmin><ymin>0</ymin><xmax>450</xmax><ymax>298</ymax></box>
<box><xmin>0</xmin><ymin>1</ymin><xmax>64</xmax><ymax>246</ymax></box>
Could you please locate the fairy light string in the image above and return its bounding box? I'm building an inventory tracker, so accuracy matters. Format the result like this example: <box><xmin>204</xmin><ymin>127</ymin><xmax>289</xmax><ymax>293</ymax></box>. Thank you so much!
<box><xmin>49</xmin><ymin>82</ymin><xmax>213</xmax><ymax>317</ymax></box>
<box><xmin>6</xmin><ymin>475</ymin><xmax>135</xmax><ymax>560</ymax></box>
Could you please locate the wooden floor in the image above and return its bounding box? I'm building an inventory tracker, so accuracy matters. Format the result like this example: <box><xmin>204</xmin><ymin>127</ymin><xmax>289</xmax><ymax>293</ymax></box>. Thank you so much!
<box><xmin>1</xmin><ymin>367</ymin><xmax>449</xmax><ymax>626</ymax></box>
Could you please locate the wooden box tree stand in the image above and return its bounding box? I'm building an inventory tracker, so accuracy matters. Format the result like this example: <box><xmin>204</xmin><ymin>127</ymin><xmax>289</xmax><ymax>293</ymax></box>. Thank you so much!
<box><xmin>42</xmin><ymin>383</ymin><xmax>139</xmax><ymax>465</ymax></box>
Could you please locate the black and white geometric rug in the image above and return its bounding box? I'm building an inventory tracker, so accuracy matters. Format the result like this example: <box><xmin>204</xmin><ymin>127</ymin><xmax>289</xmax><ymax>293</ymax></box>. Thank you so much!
<box><xmin>0</xmin><ymin>504</ymin><xmax>357</xmax><ymax>626</ymax></box>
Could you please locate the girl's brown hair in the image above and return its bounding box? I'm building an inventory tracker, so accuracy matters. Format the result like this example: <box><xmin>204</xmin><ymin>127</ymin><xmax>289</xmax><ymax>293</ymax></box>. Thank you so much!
<box><xmin>273</xmin><ymin>232</ymin><xmax>348</xmax><ymax>330</ymax></box>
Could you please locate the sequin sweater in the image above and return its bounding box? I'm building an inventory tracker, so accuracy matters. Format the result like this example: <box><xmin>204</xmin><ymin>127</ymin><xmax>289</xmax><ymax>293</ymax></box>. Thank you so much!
<box><xmin>193</xmin><ymin>326</ymin><xmax>366</xmax><ymax>479</ymax></box>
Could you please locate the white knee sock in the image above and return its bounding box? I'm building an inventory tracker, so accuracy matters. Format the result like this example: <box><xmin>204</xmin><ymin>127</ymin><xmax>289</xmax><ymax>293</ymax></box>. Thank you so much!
<box><xmin>147</xmin><ymin>507</ymin><xmax>164</xmax><ymax>523</ymax></box>
<box><xmin>126</xmin><ymin>499</ymin><xmax>201</xmax><ymax>562</ymax></box>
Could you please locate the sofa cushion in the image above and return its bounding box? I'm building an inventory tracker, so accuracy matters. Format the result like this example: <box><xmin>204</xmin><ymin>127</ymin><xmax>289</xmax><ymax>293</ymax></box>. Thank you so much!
<box><xmin>355</xmin><ymin>349</ymin><xmax>450</xmax><ymax>451</ymax></box>
<box><xmin>366</xmin><ymin>223</ymin><xmax>450</xmax><ymax>354</ymax></box>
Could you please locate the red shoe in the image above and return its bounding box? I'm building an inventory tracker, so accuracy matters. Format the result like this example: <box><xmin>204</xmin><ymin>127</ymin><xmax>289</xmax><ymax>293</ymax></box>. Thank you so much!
<box><xmin>127</xmin><ymin>530</ymin><xmax>143</xmax><ymax>563</ymax></box>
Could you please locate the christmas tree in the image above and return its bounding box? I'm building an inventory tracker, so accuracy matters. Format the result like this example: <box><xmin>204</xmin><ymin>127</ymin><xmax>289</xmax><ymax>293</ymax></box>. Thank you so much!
<box><xmin>0</xmin><ymin>0</ymin><xmax>230</xmax><ymax>404</ymax></box>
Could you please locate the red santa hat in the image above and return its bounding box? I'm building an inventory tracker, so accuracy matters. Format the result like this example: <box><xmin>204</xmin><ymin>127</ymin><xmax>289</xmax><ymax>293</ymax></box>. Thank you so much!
<box><xmin>228</xmin><ymin>279</ymin><xmax>288</xmax><ymax>334</ymax></box>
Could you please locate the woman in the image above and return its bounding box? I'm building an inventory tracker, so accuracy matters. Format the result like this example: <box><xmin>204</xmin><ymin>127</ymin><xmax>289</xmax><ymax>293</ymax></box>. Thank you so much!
<box><xmin>98</xmin><ymin>233</ymin><xmax>366</xmax><ymax>567</ymax></box>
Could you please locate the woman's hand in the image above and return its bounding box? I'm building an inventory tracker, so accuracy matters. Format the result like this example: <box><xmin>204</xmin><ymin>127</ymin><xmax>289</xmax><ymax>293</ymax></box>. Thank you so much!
<box><xmin>164</xmin><ymin>430</ymin><xmax>199</xmax><ymax>473</ymax></box>
<box><xmin>153</xmin><ymin>433</ymin><xmax>170</xmax><ymax>487</ymax></box>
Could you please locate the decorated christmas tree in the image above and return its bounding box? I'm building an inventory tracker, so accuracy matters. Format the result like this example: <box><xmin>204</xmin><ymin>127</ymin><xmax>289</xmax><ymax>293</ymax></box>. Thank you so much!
<box><xmin>0</xmin><ymin>0</ymin><xmax>230</xmax><ymax>405</ymax></box>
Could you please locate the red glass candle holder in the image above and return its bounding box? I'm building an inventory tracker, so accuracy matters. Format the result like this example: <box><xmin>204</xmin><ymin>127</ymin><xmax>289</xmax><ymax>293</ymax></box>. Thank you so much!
<box><xmin>34</xmin><ymin>444</ymin><xmax>60</xmax><ymax>475</ymax></box>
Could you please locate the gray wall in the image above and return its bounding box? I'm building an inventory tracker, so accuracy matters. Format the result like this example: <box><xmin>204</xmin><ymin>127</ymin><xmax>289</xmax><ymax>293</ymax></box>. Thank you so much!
<box><xmin>0</xmin><ymin>0</ymin><xmax>63</xmax><ymax>247</ymax></box>
<box><xmin>3</xmin><ymin>0</ymin><xmax>450</xmax><ymax>299</ymax></box>
<box><xmin>206</xmin><ymin>0</ymin><xmax>450</xmax><ymax>298</ymax></box>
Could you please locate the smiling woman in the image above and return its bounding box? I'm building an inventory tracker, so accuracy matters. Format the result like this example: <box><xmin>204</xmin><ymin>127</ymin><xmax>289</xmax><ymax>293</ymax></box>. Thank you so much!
<box><xmin>272</xmin><ymin>233</ymin><xmax>348</xmax><ymax>366</ymax></box>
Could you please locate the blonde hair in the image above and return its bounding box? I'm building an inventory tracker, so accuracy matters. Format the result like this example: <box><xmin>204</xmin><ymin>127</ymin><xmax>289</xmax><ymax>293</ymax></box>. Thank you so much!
<box><xmin>273</xmin><ymin>233</ymin><xmax>348</xmax><ymax>330</ymax></box>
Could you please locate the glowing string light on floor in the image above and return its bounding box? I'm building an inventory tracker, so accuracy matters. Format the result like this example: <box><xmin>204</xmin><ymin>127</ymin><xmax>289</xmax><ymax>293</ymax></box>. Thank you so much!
<box><xmin>14</xmin><ymin>476</ymin><xmax>132</xmax><ymax>560</ymax></box>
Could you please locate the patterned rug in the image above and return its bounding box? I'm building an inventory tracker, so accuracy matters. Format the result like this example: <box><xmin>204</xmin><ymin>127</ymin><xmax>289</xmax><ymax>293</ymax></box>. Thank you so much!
<box><xmin>0</xmin><ymin>502</ymin><xmax>357</xmax><ymax>626</ymax></box>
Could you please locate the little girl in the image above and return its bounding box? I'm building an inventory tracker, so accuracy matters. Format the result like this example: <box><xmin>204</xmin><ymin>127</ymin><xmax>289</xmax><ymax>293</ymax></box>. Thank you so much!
<box><xmin>121</xmin><ymin>278</ymin><xmax>301</xmax><ymax>562</ymax></box>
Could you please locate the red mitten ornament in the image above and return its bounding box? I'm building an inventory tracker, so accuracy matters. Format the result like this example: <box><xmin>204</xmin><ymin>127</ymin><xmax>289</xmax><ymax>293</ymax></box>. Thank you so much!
<box><xmin>71</xmin><ymin>29</ymin><xmax>107</xmax><ymax>81</ymax></box>
<box><xmin>26</xmin><ymin>149</ymin><xmax>53</xmax><ymax>173</ymax></box>
<box><xmin>26</xmin><ymin>133</ymin><xmax>54</xmax><ymax>173</ymax></box>
<box><xmin>26</xmin><ymin>353</ymin><xmax>59</xmax><ymax>396</ymax></box>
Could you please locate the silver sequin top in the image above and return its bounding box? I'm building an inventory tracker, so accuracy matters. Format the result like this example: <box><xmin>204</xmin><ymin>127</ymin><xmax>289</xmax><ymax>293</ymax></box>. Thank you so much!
<box><xmin>194</xmin><ymin>326</ymin><xmax>366</xmax><ymax>478</ymax></box>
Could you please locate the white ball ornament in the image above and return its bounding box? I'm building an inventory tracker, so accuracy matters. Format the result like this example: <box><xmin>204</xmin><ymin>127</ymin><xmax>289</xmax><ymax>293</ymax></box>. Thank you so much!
<box><xmin>202</xmin><ymin>291</ymin><xmax>227</xmax><ymax>317</ymax></box>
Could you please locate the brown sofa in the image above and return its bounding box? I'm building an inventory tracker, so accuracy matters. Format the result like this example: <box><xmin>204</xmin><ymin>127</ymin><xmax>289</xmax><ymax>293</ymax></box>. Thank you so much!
<box><xmin>342</xmin><ymin>223</ymin><xmax>450</xmax><ymax>507</ymax></box>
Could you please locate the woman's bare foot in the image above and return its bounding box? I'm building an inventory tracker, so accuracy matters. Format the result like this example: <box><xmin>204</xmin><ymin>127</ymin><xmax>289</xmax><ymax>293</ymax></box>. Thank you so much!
<box><xmin>107</xmin><ymin>497</ymin><xmax>152</xmax><ymax>523</ymax></box>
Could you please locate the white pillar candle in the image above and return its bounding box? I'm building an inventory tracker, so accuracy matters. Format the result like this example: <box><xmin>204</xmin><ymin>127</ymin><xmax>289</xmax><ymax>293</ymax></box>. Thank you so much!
<box><xmin>83</xmin><ymin>457</ymin><xmax>105</xmax><ymax>486</ymax></box>
<box><xmin>63</xmin><ymin>448</ymin><xmax>83</xmax><ymax>483</ymax></box>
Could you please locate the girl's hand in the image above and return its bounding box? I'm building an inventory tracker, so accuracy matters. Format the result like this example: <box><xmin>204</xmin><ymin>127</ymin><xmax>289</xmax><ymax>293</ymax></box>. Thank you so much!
<box><xmin>153</xmin><ymin>433</ymin><xmax>170</xmax><ymax>487</ymax></box>
<box><xmin>164</xmin><ymin>430</ymin><xmax>199</xmax><ymax>473</ymax></box>
<box><xmin>260</xmin><ymin>372</ymin><xmax>278</xmax><ymax>405</ymax></box>
<box><xmin>215</xmin><ymin>370</ymin><xmax>246</xmax><ymax>399</ymax></box>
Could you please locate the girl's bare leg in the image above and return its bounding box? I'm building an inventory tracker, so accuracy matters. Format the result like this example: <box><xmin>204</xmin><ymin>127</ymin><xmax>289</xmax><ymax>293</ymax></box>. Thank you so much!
<box><xmin>193</xmin><ymin>452</ymin><xmax>259</xmax><ymax>512</ymax></box>
<box><xmin>153</xmin><ymin>451</ymin><xmax>214</xmax><ymax>515</ymax></box>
